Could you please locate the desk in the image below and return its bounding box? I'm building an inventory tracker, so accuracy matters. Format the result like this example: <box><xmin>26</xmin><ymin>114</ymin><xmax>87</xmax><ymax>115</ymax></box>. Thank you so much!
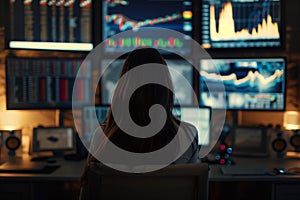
<box><xmin>0</xmin><ymin>157</ymin><xmax>299</xmax><ymax>200</ymax></box>
<box><xmin>0</xmin><ymin>158</ymin><xmax>86</xmax><ymax>200</ymax></box>
<box><xmin>209</xmin><ymin>157</ymin><xmax>300</xmax><ymax>200</ymax></box>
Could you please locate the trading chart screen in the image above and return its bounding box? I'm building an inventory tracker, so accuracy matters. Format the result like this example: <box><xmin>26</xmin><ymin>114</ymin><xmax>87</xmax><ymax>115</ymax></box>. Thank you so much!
<box><xmin>9</xmin><ymin>0</ymin><xmax>93</xmax><ymax>51</ymax></box>
<box><xmin>201</xmin><ymin>0</ymin><xmax>282</xmax><ymax>49</ymax></box>
<box><xmin>173</xmin><ymin>106</ymin><xmax>211</xmax><ymax>146</ymax></box>
<box><xmin>199</xmin><ymin>58</ymin><xmax>286</xmax><ymax>110</ymax></box>
<box><xmin>102</xmin><ymin>0</ymin><xmax>193</xmax><ymax>54</ymax></box>
<box><xmin>6</xmin><ymin>57</ymin><xmax>92</xmax><ymax>109</ymax></box>
<box><xmin>100</xmin><ymin>58</ymin><xmax>194</xmax><ymax>105</ymax></box>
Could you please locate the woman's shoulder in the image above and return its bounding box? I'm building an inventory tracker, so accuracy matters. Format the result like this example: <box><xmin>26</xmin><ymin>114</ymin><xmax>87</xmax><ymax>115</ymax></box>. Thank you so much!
<box><xmin>179</xmin><ymin>121</ymin><xmax>198</xmax><ymax>135</ymax></box>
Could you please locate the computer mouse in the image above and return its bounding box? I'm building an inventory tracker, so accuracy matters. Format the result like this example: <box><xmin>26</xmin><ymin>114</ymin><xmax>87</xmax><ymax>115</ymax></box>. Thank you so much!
<box><xmin>273</xmin><ymin>168</ymin><xmax>286</xmax><ymax>175</ymax></box>
<box><xmin>273</xmin><ymin>167</ymin><xmax>299</xmax><ymax>175</ymax></box>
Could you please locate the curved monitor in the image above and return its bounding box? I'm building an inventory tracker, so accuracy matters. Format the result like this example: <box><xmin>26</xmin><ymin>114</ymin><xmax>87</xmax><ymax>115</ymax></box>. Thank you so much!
<box><xmin>199</xmin><ymin>58</ymin><xmax>286</xmax><ymax>111</ymax></box>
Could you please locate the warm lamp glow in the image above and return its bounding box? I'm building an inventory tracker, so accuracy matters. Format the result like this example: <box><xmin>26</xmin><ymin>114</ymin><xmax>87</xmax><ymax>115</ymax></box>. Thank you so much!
<box><xmin>283</xmin><ymin>111</ymin><xmax>300</xmax><ymax>130</ymax></box>
<box><xmin>0</xmin><ymin>111</ymin><xmax>24</xmax><ymax>131</ymax></box>
<box><xmin>1</xmin><ymin>126</ymin><xmax>18</xmax><ymax>131</ymax></box>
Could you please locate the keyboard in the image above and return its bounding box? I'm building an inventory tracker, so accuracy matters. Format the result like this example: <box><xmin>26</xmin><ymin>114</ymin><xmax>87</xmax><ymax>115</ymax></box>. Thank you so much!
<box><xmin>221</xmin><ymin>166</ymin><xmax>269</xmax><ymax>175</ymax></box>
<box><xmin>0</xmin><ymin>160</ymin><xmax>59</xmax><ymax>173</ymax></box>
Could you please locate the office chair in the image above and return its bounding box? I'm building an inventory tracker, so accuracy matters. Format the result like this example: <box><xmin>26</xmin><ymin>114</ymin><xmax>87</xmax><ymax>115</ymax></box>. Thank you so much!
<box><xmin>80</xmin><ymin>162</ymin><xmax>208</xmax><ymax>200</ymax></box>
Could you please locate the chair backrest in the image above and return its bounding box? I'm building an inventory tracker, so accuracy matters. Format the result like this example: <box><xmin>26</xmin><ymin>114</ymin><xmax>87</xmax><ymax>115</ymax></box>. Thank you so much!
<box><xmin>80</xmin><ymin>163</ymin><xmax>208</xmax><ymax>200</ymax></box>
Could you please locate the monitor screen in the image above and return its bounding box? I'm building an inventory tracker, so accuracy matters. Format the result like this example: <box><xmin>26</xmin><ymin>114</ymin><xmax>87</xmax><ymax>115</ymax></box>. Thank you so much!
<box><xmin>172</xmin><ymin>106</ymin><xmax>211</xmax><ymax>146</ymax></box>
<box><xmin>9</xmin><ymin>0</ymin><xmax>93</xmax><ymax>51</ymax></box>
<box><xmin>83</xmin><ymin>105</ymin><xmax>211</xmax><ymax>146</ymax></box>
<box><xmin>201</xmin><ymin>0</ymin><xmax>283</xmax><ymax>49</ymax></box>
<box><xmin>6</xmin><ymin>57</ymin><xmax>92</xmax><ymax>109</ymax></box>
<box><xmin>199</xmin><ymin>58</ymin><xmax>286</xmax><ymax>110</ymax></box>
<box><xmin>82</xmin><ymin>105</ymin><xmax>110</xmax><ymax>145</ymax></box>
<box><xmin>32</xmin><ymin>127</ymin><xmax>76</xmax><ymax>153</ymax></box>
<box><xmin>100</xmin><ymin>58</ymin><xmax>194</xmax><ymax>105</ymax></box>
<box><xmin>102</xmin><ymin>0</ymin><xmax>193</xmax><ymax>54</ymax></box>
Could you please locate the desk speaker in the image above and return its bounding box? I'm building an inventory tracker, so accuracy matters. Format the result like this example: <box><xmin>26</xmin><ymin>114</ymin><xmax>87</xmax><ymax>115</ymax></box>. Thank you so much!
<box><xmin>0</xmin><ymin>130</ymin><xmax>22</xmax><ymax>158</ymax></box>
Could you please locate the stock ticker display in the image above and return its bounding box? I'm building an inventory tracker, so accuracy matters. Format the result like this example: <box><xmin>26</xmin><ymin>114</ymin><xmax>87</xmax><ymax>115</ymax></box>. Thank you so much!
<box><xmin>6</xmin><ymin>57</ymin><xmax>92</xmax><ymax>109</ymax></box>
<box><xmin>199</xmin><ymin>58</ymin><xmax>286</xmax><ymax>110</ymax></box>
<box><xmin>102</xmin><ymin>0</ymin><xmax>193</xmax><ymax>54</ymax></box>
<box><xmin>201</xmin><ymin>0</ymin><xmax>282</xmax><ymax>48</ymax></box>
<box><xmin>9</xmin><ymin>0</ymin><xmax>93</xmax><ymax>51</ymax></box>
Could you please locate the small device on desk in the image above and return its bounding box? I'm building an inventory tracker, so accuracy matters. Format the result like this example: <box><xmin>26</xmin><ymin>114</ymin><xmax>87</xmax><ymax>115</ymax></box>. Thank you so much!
<box><xmin>0</xmin><ymin>130</ymin><xmax>23</xmax><ymax>165</ymax></box>
<box><xmin>221</xmin><ymin>166</ymin><xmax>270</xmax><ymax>175</ymax></box>
<box><xmin>232</xmin><ymin>126</ymin><xmax>269</xmax><ymax>157</ymax></box>
<box><xmin>31</xmin><ymin>127</ymin><xmax>76</xmax><ymax>162</ymax></box>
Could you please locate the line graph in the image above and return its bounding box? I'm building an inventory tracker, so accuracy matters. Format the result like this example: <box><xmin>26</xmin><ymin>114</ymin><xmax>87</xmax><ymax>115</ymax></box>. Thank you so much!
<box><xmin>199</xmin><ymin>58</ymin><xmax>286</xmax><ymax>110</ymax></box>
<box><xmin>106</xmin><ymin>13</ymin><xmax>181</xmax><ymax>31</ymax></box>
<box><xmin>106</xmin><ymin>0</ymin><xmax>128</xmax><ymax>6</ymax></box>
<box><xmin>210</xmin><ymin>2</ymin><xmax>279</xmax><ymax>41</ymax></box>
<box><xmin>201</xmin><ymin>0</ymin><xmax>282</xmax><ymax>48</ymax></box>
<box><xmin>200</xmin><ymin>69</ymin><xmax>283</xmax><ymax>89</ymax></box>
<box><xmin>103</xmin><ymin>0</ymin><xmax>193</xmax><ymax>53</ymax></box>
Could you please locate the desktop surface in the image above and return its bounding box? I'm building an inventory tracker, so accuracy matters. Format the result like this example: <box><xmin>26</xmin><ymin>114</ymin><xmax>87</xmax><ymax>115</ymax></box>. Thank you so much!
<box><xmin>0</xmin><ymin>159</ymin><xmax>47</xmax><ymax>172</ymax></box>
<box><xmin>209</xmin><ymin>156</ymin><xmax>300</xmax><ymax>182</ymax></box>
<box><xmin>1</xmin><ymin>156</ymin><xmax>299</xmax><ymax>182</ymax></box>
<box><xmin>0</xmin><ymin>157</ymin><xmax>85</xmax><ymax>181</ymax></box>
<box><xmin>0</xmin><ymin>156</ymin><xmax>300</xmax><ymax>200</ymax></box>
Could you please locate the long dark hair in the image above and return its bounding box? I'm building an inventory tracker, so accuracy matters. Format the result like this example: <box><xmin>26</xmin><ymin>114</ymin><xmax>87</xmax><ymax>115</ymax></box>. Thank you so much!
<box><xmin>81</xmin><ymin>48</ymin><xmax>187</xmax><ymax>184</ymax></box>
<box><xmin>103</xmin><ymin>48</ymin><xmax>180</xmax><ymax>153</ymax></box>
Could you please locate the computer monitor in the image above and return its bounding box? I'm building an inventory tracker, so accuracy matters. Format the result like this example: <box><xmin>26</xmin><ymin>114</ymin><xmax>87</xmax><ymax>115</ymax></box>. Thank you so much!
<box><xmin>8</xmin><ymin>0</ymin><xmax>94</xmax><ymax>51</ymax></box>
<box><xmin>82</xmin><ymin>105</ymin><xmax>211</xmax><ymax>146</ymax></box>
<box><xmin>100</xmin><ymin>58</ymin><xmax>194</xmax><ymax>105</ymax></box>
<box><xmin>172</xmin><ymin>106</ymin><xmax>211</xmax><ymax>146</ymax></box>
<box><xmin>6</xmin><ymin>57</ymin><xmax>92</xmax><ymax>110</ymax></box>
<box><xmin>200</xmin><ymin>0</ymin><xmax>283</xmax><ymax>49</ymax></box>
<box><xmin>199</xmin><ymin>58</ymin><xmax>286</xmax><ymax>110</ymax></box>
<box><xmin>82</xmin><ymin>105</ymin><xmax>110</xmax><ymax>145</ymax></box>
<box><xmin>32</xmin><ymin>127</ymin><xmax>76</xmax><ymax>156</ymax></box>
<box><xmin>102</xmin><ymin>0</ymin><xmax>193</xmax><ymax>54</ymax></box>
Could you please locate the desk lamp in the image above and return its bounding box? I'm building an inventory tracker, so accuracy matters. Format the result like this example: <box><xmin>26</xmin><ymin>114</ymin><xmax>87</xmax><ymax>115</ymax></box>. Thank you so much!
<box><xmin>283</xmin><ymin>111</ymin><xmax>300</xmax><ymax>158</ymax></box>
